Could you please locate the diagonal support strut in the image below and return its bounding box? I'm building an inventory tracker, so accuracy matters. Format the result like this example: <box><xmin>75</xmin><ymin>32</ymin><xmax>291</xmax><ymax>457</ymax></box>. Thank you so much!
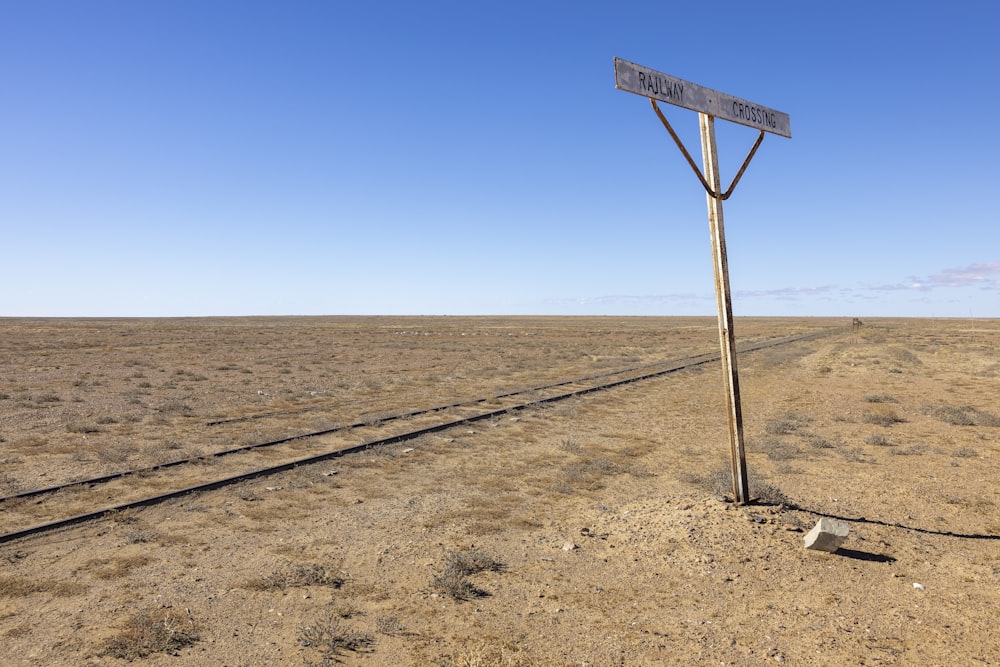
<box><xmin>651</xmin><ymin>99</ymin><xmax>765</xmax><ymax>201</ymax></box>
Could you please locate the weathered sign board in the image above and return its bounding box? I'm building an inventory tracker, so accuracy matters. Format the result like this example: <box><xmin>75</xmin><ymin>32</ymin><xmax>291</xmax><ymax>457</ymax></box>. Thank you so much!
<box><xmin>614</xmin><ymin>57</ymin><xmax>792</xmax><ymax>138</ymax></box>
<box><xmin>614</xmin><ymin>57</ymin><xmax>792</xmax><ymax>504</ymax></box>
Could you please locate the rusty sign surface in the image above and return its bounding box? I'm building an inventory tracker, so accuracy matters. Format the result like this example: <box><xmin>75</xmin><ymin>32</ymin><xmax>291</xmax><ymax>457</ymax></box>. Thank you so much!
<box><xmin>614</xmin><ymin>57</ymin><xmax>792</xmax><ymax>138</ymax></box>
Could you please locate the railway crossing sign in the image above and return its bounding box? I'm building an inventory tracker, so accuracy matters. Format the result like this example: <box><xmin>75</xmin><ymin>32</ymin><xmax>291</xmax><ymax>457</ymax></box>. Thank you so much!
<box><xmin>614</xmin><ymin>58</ymin><xmax>792</xmax><ymax>138</ymax></box>
<box><xmin>614</xmin><ymin>57</ymin><xmax>792</xmax><ymax>504</ymax></box>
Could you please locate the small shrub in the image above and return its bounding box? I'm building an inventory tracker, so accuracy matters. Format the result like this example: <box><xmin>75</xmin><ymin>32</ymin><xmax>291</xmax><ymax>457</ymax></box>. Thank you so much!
<box><xmin>432</xmin><ymin>567</ymin><xmax>485</xmax><ymax>601</ymax></box>
<box><xmin>559</xmin><ymin>437</ymin><xmax>582</xmax><ymax>454</ymax></box>
<box><xmin>891</xmin><ymin>444</ymin><xmax>930</xmax><ymax>456</ymax></box>
<box><xmin>101</xmin><ymin>607</ymin><xmax>199</xmax><ymax>660</ymax></box>
<box><xmin>972</xmin><ymin>409</ymin><xmax>1000</xmax><ymax>427</ymax></box>
<box><xmin>803</xmin><ymin>433</ymin><xmax>835</xmax><ymax>450</ymax></box>
<box><xmin>97</xmin><ymin>443</ymin><xmax>136</xmax><ymax>464</ymax></box>
<box><xmin>157</xmin><ymin>400</ymin><xmax>194</xmax><ymax>416</ymax></box>
<box><xmin>863</xmin><ymin>409</ymin><xmax>903</xmax><ymax>427</ymax></box>
<box><xmin>375</xmin><ymin>615</ymin><xmax>406</xmax><ymax>636</ymax></box>
<box><xmin>765</xmin><ymin>420</ymin><xmax>798</xmax><ymax>435</ymax></box>
<box><xmin>754</xmin><ymin>480</ymin><xmax>790</xmax><ymax>506</ymax></box>
<box><xmin>330</xmin><ymin>603</ymin><xmax>362</xmax><ymax>619</ymax></box>
<box><xmin>124</xmin><ymin>528</ymin><xmax>158</xmax><ymax>544</ymax></box>
<box><xmin>864</xmin><ymin>434</ymin><xmax>894</xmax><ymax>447</ymax></box>
<box><xmin>931</xmin><ymin>405</ymin><xmax>975</xmax><ymax>426</ymax></box>
<box><xmin>865</xmin><ymin>394</ymin><xmax>898</xmax><ymax>403</ymax></box>
<box><xmin>298</xmin><ymin>612</ymin><xmax>373</xmax><ymax>666</ymax></box>
<box><xmin>754</xmin><ymin>436</ymin><xmax>800</xmax><ymax>461</ymax></box>
<box><xmin>245</xmin><ymin>562</ymin><xmax>345</xmax><ymax>591</ymax></box>
<box><xmin>67</xmin><ymin>422</ymin><xmax>103</xmax><ymax>434</ymax></box>
<box><xmin>841</xmin><ymin>446</ymin><xmax>867</xmax><ymax>463</ymax></box>
<box><xmin>444</xmin><ymin>549</ymin><xmax>505</xmax><ymax>576</ymax></box>
<box><xmin>432</xmin><ymin>549</ymin><xmax>504</xmax><ymax>601</ymax></box>
<box><xmin>951</xmin><ymin>447</ymin><xmax>978</xmax><ymax>458</ymax></box>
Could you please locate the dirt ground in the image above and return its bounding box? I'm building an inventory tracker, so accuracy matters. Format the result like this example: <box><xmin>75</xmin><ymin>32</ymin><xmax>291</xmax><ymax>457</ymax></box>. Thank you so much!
<box><xmin>0</xmin><ymin>316</ymin><xmax>997</xmax><ymax>666</ymax></box>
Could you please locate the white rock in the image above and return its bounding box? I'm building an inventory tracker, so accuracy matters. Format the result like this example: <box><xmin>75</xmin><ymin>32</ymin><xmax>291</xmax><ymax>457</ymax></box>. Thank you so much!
<box><xmin>913</xmin><ymin>582</ymin><xmax>926</xmax><ymax>591</ymax></box>
<box><xmin>803</xmin><ymin>518</ymin><xmax>850</xmax><ymax>552</ymax></box>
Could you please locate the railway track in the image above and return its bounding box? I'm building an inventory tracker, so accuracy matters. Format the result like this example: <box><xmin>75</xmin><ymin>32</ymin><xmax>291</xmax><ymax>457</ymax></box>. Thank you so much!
<box><xmin>0</xmin><ymin>329</ymin><xmax>832</xmax><ymax>544</ymax></box>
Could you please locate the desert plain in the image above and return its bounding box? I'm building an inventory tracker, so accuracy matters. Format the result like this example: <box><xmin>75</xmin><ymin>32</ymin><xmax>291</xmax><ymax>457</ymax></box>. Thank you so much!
<box><xmin>0</xmin><ymin>316</ymin><xmax>997</xmax><ymax>666</ymax></box>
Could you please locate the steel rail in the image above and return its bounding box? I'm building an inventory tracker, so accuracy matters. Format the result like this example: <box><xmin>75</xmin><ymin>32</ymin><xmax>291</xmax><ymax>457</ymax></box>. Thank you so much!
<box><xmin>0</xmin><ymin>329</ymin><xmax>834</xmax><ymax>545</ymax></box>
<box><xmin>1</xmin><ymin>349</ymin><xmax>738</xmax><ymax>504</ymax></box>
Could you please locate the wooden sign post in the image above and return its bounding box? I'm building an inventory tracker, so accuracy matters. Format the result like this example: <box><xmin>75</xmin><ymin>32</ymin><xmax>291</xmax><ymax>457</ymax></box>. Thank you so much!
<box><xmin>614</xmin><ymin>57</ymin><xmax>792</xmax><ymax>504</ymax></box>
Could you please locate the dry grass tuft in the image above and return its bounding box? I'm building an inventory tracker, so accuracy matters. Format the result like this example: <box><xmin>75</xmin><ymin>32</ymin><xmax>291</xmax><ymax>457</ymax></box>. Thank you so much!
<box><xmin>690</xmin><ymin>466</ymin><xmax>789</xmax><ymax>506</ymax></box>
<box><xmin>298</xmin><ymin>611</ymin><xmax>374</xmax><ymax>666</ymax></box>
<box><xmin>0</xmin><ymin>471</ymin><xmax>21</xmax><ymax>494</ymax></box>
<box><xmin>444</xmin><ymin>549</ymin><xmax>505</xmax><ymax>576</ymax></box>
<box><xmin>863</xmin><ymin>406</ymin><xmax>904</xmax><ymax>426</ymax></box>
<box><xmin>374</xmin><ymin>615</ymin><xmax>407</xmax><ymax>636</ymax></box>
<box><xmin>931</xmin><ymin>405</ymin><xmax>976</xmax><ymax>426</ymax></box>
<box><xmin>558</xmin><ymin>457</ymin><xmax>621</xmax><ymax>493</ymax></box>
<box><xmin>0</xmin><ymin>576</ymin><xmax>88</xmax><ymax>598</ymax></box>
<box><xmin>802</xmin><ymin>433</ymin><xmax>836</xmax><ymax>450</ymax></box>
<box><xmin>864</xmin><ymin>434</ymin><xmax>894</xmax><ymax>447</ymax></box>
<box><xmin>891</xmin><ymin>444</ymin><xmax>931</xmax><ymax>456</ymax></box>
<box><xmin>243</xmin><ymin>561</ymin><xmax>345</xmax><ymax>591</ymax></box>
<box><xmin>930</xmin><ymin>405</ymin><xmax>1000</xmax><ymax>427</ymax></box>
<box><xmin>433</xmin><ymin>566</ymin><xmax>487</xmax><ymax>601</ymax></box>
<box><xmin>432</xmin><ymin>548</ymin><xmax>505</xmax><ymax>601</ymax></box>
<box><xmin>85</xmin><ymin>555</ymin><xmax>152</xmax><ymax>580</ymax></box>
<box><xmin>100</xmin><ymin>607</ymin><xmax>199</xmax><ymax>660</ymax></box>
<box><xmin>440</xmin><ymin>638</ymin><xmax>534</xmax><ymax>667</ymax></box>
<box><xmin>66</xmin><ymin>422</ymin><xmax>103</xmax><ymax>434</ymax></box>
<box><xmin>765</xmin><ymin>419</ymin><xmax>799</xmax><ymax>436</ymax></box>
<box><xmin>753</xmin><ymin>436</ymin><xmax>802</xmax><ymax>461</ymax></box>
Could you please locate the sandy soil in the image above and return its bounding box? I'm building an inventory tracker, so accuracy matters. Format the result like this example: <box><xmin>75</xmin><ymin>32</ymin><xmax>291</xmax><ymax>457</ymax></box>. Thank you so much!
<box><xmin>0</xmin><ymin>316</ymin><xmax>997</xmax><ymax>666</ymax></box>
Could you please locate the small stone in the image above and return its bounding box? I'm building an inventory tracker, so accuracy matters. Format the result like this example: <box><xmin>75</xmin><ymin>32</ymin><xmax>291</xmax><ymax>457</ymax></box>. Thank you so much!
<box><xmin>803</xmin><ymin>518</ymin><xmax>850</xmax><ymax>552</ymax></box>
<box><xmin>782</xmin><ymin>523</ymin><xmax>802</xmax><ymax>532</ymax></box>
<box><xmin>913</xmin><ymin>582</ymin><xmax>926</xmax><ymax>591</ymax></box>
<box><xmin>562</xmin><ymin>541</ymin><xmax>578</xmax><ymax>551</ymax></box>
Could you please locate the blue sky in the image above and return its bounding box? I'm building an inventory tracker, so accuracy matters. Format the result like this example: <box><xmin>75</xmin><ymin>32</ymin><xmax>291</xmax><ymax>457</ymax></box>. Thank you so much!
<box><xmin>2</xmin><ymin>1</ymin><xmax>998</xmax><ymax>317</ymax></box>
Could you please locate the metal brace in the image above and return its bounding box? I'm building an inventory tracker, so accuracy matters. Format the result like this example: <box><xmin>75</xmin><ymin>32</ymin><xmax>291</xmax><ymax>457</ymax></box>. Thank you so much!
<box><xmin>651</xmin><ymin>99</ymin><xmax>764</xmax><ymax>201</ymax></box>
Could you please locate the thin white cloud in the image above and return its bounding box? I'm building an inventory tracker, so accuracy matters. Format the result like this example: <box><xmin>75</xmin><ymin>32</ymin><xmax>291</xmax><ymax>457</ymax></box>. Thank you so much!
<box><xmin>735</xmin><ymin>285</ymin><xmax>838</xmax><ymax>299</ymax></box>
<box><xmin>928</xmin><ymin>262</ymin><xmax>1000</xmax><ymax>288</ymax></box>
<box><xmin>546</xmin><ymin>262</ymin><xmax>999</xmax><ymax>311</ymax></box>
<box><xmin>546</xmin><ymin>293</ymin><xmax>705</xmax><ymax>306</ymax></box>
<box><xmin>868</xmin><ymin>261</ymin><xmax>1000</xmax><ymax>293</ymax></box>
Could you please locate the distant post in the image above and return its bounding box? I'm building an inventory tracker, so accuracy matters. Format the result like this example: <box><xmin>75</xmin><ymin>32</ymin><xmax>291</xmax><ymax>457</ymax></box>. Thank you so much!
<box><xmin>614</xmin><ymin>57</ymin><xmax>792</xmax><ymax>504</ymax></box>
